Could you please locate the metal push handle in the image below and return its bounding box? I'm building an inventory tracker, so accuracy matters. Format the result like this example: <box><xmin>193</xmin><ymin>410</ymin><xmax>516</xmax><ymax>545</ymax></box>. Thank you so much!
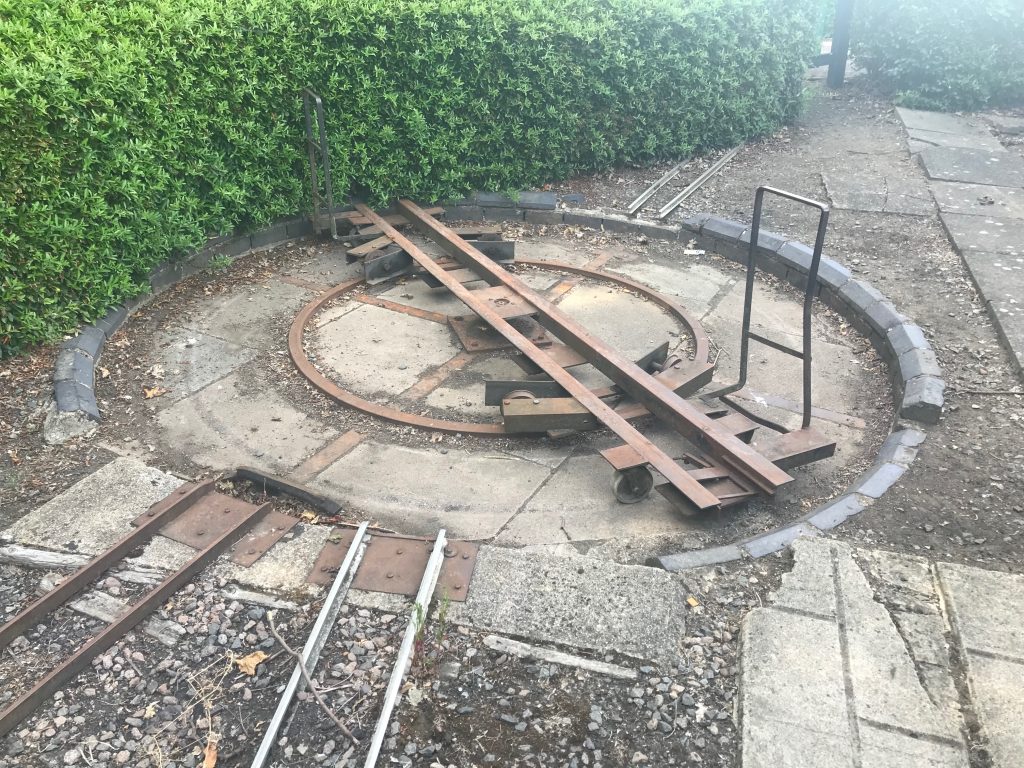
<box><xmin>302</xmin><ymin>87</ymin><xmax>338</xmax><ymax>239</ymax></box>
<box><xmin>706</xmin><ymin>186</ymin><xmax>830</xmax><ymax>430</ymax></box>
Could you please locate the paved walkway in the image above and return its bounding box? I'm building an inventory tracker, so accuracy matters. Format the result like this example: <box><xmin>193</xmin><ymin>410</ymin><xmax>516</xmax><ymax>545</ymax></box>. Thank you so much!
<box><xmin>741</xmin><ymin>536</ymin><xmax>1024</xmax><ymax>767</ymax></box>
<box><xmin>897</xmin><ymin>107</ymin><xmax>1024</xmax><ymax>377</ymax></box>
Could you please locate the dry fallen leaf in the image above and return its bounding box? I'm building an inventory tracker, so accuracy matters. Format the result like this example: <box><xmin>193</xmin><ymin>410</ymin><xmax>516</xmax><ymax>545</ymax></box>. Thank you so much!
<box><xmin>234</xmin><ymin>650</ymin><xmax>268</xmax><ymax>676</ymax></box>
<box><xmin>7</xmin><ymin>449</ymin><xmax>20</xmax><ymax>465</ymax></box>
<box><xmin>98</xmin><ymin>366</ymin><xmax>110</xmax><ymax>379</ymax></box>
<box><xmin>202</xmin><ymin>741</ymin><xmax>217</xmax><ymax>768</ymax></box>
<box><xmin>143</xmin><ymin>702</ymin><xmax>157</xmax><ymax>719</ymax></box>
<box><xmin>143</xmin><ymin>385</ymin><xmax>170</xmax><ymax>399</ymax></box>
<box><xmin>686</xmin><ymin>596</ymin><xmax>700</xmax><ymax>608</ymax></box>
<box><xmin>300</xmin><ymin>510</ymin><xmax>320</xmax><ymax>525</ymax></box>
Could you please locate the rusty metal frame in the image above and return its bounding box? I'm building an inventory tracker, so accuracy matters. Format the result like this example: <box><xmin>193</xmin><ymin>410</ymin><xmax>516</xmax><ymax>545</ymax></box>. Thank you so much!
<box><xmin>0</xmin><ymin>496</ymin><xmax>271</xmax><ymax>738</ymax></box>
<box><xmin>287</xmin><ymin>260</ymin><xmax>710</xmax><ymax>437</ymax></box>
<box><xmin>385</xmin><ymin>200</ymin><xmax>792</xmax><ymax>507</ymax></box>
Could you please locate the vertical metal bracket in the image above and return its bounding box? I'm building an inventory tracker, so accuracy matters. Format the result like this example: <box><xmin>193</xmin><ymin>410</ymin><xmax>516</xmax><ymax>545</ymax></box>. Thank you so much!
<box><xmin>302</xmin><ymin>87</ymin><xmax>338</xmax><ymax>239</ymax></box>
<box><xmin>705</xmin><ymin>186</ymin><xmax>830</xmax><ymax>430</ymax></box>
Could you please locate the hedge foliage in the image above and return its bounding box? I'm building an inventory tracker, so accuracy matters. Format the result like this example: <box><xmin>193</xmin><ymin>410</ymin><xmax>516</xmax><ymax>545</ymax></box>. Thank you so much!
<box><xmin>853</xmin><ymin>0</ymin><xmax>1024</xmax><ymax>110</ymax></box>
<box><xmin>0</xmin><ymin>0</ymin><xmax>819</xmax><ymax>355</ymax></box>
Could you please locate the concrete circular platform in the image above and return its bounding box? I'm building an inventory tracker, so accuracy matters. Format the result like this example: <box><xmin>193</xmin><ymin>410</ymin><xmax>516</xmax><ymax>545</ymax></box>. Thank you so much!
<box><xmin>112</xmin><ymin>230</ymin><xmax>892</xmax><ymax>555</ymax></box>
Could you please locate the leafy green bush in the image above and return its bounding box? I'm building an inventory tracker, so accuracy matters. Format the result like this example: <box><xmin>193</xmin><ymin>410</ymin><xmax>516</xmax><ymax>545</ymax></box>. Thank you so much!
<box><xmin>0</xmin><ymin>0</ymin><xmax>818</xmax><ymax>355</ymax></box>
<box><xmin>853</xmin><ymin>0</ymin><xmax>1024</xmax><ymax>110</ymax></box>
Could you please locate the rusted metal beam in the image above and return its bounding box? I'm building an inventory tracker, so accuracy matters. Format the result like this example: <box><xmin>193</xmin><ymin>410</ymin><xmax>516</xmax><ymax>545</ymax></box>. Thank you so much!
<box><xmin>0</xmin><ymin>481</ymin><xmax>214</xmax><ymax>652</ymax></box>
<box><xmin>0</xmin><ymin>499</ymin><xmax>272</xmax><ymax>739</ymax></box>
<box><xmin>392</xmin><ymin>199</ymin><xmax>793</xmax><ymax>498</ymax></box>
<box><xmin>354</xmin><ymin>203</ymin><xmax>723</xmax><ymax>510</ymax></box>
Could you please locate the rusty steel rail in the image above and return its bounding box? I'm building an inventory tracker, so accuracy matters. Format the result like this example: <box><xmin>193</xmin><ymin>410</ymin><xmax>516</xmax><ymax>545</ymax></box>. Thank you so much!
<box><xmin>356</xmin><ymin>203</ymin><xmax>729</xmax><ymax>510</ymax></box>
<box><xmin>389</xmin><ymin>199</ymin><xmax>794</xmax><ymax>500</ymax></box>
<box><xmin>287</xmin><ymin>260</ymin><xmax>709</xmax><ymax>437</ymax></box>
<box><xmin>0</xmin><ymin>481</ymin><xmax>214</xmax><ymax>651</ymax></box>
<box><xmin>0</xmin><ymin>493</ymin><xmax>271</xmax><ymax>738</ymax></box>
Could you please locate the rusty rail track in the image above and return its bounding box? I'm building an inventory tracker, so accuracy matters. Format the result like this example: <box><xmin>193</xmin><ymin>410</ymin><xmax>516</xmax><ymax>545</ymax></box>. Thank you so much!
<box><xmin>0</xmin><ymin>483</ymin><xmax>271</xmax><ymax>738</ymax></box>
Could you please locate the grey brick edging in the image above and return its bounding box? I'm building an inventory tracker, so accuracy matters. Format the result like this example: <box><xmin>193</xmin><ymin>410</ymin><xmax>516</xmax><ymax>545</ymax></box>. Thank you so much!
<box><xmin>48</xmin><ymin>217</ymin><xmax>309</xmax><ymax>440</ymax></box>
<box><xmin>50</xmin><ymin>199</ymin><xmax>941</xmax><ymax>566</ymax></box>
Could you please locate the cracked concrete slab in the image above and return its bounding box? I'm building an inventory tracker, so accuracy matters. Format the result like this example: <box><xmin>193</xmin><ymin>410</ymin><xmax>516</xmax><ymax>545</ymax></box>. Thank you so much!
<box><xmin>919</xmin><ymin>146</ymin><xmax>1024</xmax><ymax>188</ymax></box>
<box><xmin>4</xmin><ymin>458</ymin><xmax>184</xmax><ymax>556</ymax></box>
<box><xmin>308</xmin><ymin>441</ymin><xmax>552</xmax><ymax>540</ymax></box>
<box><xmin>741</xmin><ymin>538</ymin><xmax>968</xmax><ymax>767</ymax></box>
<box><xmin>312</xmin><ymin>303</ymin><xmax>460</xmax><ymax>396</ymax></box>
<box><xmin>182</xmin><ymin>279</ymin><xmax>312</xmax><ymax>350</ymax></box>
<box><xmin>149</xmin><ymin>329</ymin><xmax>259</xmax><ymax>404</ymax></box>
<box><xmin>822</xmin><ymin>171</ymin><xmax>934</xmax><ymax>215</ymax></box>
<box><xmin>605</xmin><ymin>261</ymin><xmax>735</xmax><ymax>317</ymax></box>
<box><xmin>156</xmin><ymin>371</ymin><xmax>339</xmax><ymax>474</ymax></box>
<box><xmin>450</xmin><ymin>545</ymin><xmax>689</xmax><ymax>664</ymax></box>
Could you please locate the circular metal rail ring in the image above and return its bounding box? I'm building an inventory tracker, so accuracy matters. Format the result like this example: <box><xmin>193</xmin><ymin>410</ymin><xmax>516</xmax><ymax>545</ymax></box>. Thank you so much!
<box><xmin>288</xmin><ymin>259</ymin><xmax>711</xmax><ymax>437</ymax></box>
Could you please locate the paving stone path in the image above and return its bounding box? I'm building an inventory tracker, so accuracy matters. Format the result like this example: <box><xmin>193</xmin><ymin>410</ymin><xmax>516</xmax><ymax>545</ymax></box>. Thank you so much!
<box><xmin>896</xmin><ymin>107</ymin><xmax>1024</xmax><ymax>377</ymax></box>
<box><xmin>741</xmin><ymin>536</ymin><xmax>1024</xmax><ymax>767</ymax></box>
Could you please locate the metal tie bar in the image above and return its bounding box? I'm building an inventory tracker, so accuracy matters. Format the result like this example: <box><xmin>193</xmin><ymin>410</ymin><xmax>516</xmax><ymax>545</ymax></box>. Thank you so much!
<box><xmin>250</xmin><ymin>522</ymin><xmax>370</xmax><ymax>768</ymax></box>
<box><xmin>363</xmin><ymin>531</ymin><xmax>449</xmax><ymax>767</ymax></box>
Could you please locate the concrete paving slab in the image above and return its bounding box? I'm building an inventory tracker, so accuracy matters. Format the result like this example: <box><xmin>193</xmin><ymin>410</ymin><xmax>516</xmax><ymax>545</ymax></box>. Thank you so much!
<box><xmin>182</xmin><ymin>279</ymin><xmax>312</xmax><ymax>350</ymax></box>
<box><xmin>940</xmin><ymin>212</ymin><xmax>1024</xmax><ymax>256</ymax></box>
<box><xmin>557</xmin><ymin>284</ymin><xmax>685</xmax><ymax>360</ymax></box>
<box><xmin>823</xmin><ymin>172</ymin><xmax>934</xmax><ymax>215</ymax></box>
<box><xmin>450</xmin><ymin>545</ymin><xmax>689</xmax><ymax>663</ymax></box>
<box><xmin>516</xmin><ymin>241</ymin><xmax>594</xmax><ymax>267</ymax></box>
<box><xmin>495</xmin><ymin>453</ymin><xmax>691</xmax><ymax>546</ymax></box>
<box><xmin>286</xmin><ymin>249</ymin><xmax>362</xmax><ymax>286</ymax></box>
<box><xmin>897</xmin><ymin>108</ymin><xmax>993</xmax><ymax>137</ymax></box>
<box><xmin>741</xmin><ymin>609</ymin><xmax>853</xmax><ymax>762</ymax></box>
<box><xmin>858</xmin><ymin>724</ymin><xmax>967</xmax><ymax>768</ymax></box>
<box><xmin>938</xmin><ymin>562</ymin><xmax>1024</xmax><ymax>659</ymax></box>
<box><xmin>378</xmin><ymin>279</ymin><xmax>471</xmax><ymax>317</ymax></box>
<box><xmin>605</xmin><ymin>261</ymin><xmax>735</xmax><ymax>317</ymax></box>
<box><xmin>4</xmin><ymin>458</ymin><xmax>184</xmax><ymax>555</ymax></box>
<box><xmin>309</xmin><ymin>441</ymin><xmax>551</xmax><ymax>540</ymax></box>
<box><xmin>930</xmin><ymin>181</ymin><xmax>1024</xmax><ymax>220</ymax></box>
<box><xmin>986</xmin><ymin>114</ymin><xmax>1024</xmax><ymax>135</ymax></box>
<box><xmin>156</xmin><ymin>372</ymin><xmax>338</xmax><ymax>474</ymax></box>
<box><xmin>214</xmin><ymin>523</ymin><xmax>330</xmax><ymax>596</ymax></box>
<box><xmin>962</xmin><ymin>251</ymin><xmax>1024</xmax><ymax>311</ymax></box>
<box><xmin>312</xmin><ymin>303</ymin><xmax>459</xmax><ymax>396</ymax></box>
<box><xmin>959</xmin><ymin>655</ymin><xmax>1024</xmax><ymax>768</ymax></box>
<box><xmin>905</xmin><ymin>127</ymin><xmax>1007</xmax><ymax>153</ymax></box>
<box><xmin>149</xmin><ymin>329</ymin><xmax>259</xmax><ymax>404</ymax></box>
<box><xmin>836</xmin><ymin>545</ymin><xmax>962</xmax><ymax>739</ymax></box>
<box><xmin>741</xmin><ymin>539</ymin><xmax>968</xmax><ymax>768</ymax></box>
<box><xmin>919</xmin><ymin>146</ymin><xmax>1024</xmax><ymax>188</ymax></box>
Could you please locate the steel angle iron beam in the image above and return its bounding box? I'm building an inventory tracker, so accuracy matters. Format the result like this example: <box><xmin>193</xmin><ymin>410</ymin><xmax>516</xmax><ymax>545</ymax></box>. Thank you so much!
<box><xmin>626</xmin><ymin>160</ymin><xmax>686</xmax><ymax>216</ymax></box>
<box><xmin>354</xmin><ymin>203</ymin><xmax>724</xmax><ymax>511</ymax></box>
<box><xmin>0</xmin><ymin>497</ymin><xmax>272</xmax><ymax>738</ymax></box>
<box><xmin>363</xmin><ymin>531</ymin><xmax>449</xmax><ymax>768</ymax></box>
<box><xmin>250</xmin><ymin>522</ymin><xmax>370</xmax><ymax>768</ymax></box>
<box><xmin>386</xmin><ymin>200</ymin><xmax>793</xmax><ymax>501</ymax></box>
<box><xmin>656</xmin><ymin>146</ymin><xmax>741</xmax><ymax>220</ymax></box>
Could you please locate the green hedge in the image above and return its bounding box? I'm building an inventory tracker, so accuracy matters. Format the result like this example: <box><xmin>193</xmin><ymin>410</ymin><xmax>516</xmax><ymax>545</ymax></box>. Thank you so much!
<box><xmin>0</xmin><ymin>0</ymin><xmax>818</xmax><ymax>355</ymax></box>
<box><xmin>853</xmin><ymin>0</ymin><xmax>1024</xmax><ymax>110</ymax></box>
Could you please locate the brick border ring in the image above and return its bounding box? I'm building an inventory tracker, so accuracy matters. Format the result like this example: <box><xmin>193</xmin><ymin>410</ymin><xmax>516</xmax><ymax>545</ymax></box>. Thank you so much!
<box><xmin>287</xmin><ymin>258</ymin><xmax>711</xmax><ymax>436</ymax></box>
<box><xmin>48</xmin><ymin>195</ymin><xmax>945</xmax><ymax>569</ymax></box>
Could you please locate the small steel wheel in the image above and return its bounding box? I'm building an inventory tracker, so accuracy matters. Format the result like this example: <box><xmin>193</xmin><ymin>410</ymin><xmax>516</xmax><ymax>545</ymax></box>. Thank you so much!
<box><xmin>612</xmin><ymin>466</ymin><xmax>654</xmax><ymax>504</ymax></box>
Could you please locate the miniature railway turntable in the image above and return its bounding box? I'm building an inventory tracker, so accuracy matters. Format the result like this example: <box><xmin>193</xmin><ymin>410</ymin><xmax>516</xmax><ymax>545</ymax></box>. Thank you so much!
<box><xmin>289</xmin><ymin>187</ymin><xmax>838</xmax><ymax>515</ymax></box>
